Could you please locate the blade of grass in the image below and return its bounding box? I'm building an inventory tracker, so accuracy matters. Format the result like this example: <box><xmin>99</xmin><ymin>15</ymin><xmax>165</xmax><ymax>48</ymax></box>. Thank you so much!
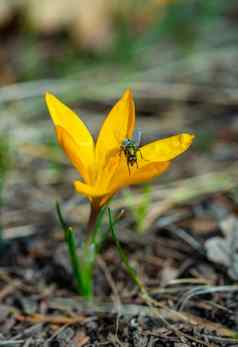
<box><xmin>108</xmin><ymin>207</ymin><xmax>146</xmax><ymax>294</ymax></box>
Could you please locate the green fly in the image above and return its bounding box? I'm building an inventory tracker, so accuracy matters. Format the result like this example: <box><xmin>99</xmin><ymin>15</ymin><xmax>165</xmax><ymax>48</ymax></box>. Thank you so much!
<box><xmin>120</xmin><ymin>130</ymin><xmax>143</xmax><ymax>174</ymax></box>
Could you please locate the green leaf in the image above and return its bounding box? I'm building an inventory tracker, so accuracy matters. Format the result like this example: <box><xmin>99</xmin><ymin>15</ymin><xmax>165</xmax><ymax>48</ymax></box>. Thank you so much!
<box><xmin>56</xmin><ymin>201</ymin><xmax>93</xmax><ymax>298</ymax></box>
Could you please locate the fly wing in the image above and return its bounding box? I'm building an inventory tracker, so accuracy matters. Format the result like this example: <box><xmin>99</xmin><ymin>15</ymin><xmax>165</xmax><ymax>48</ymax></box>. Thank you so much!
<box><xmin>133</xmin><ymin>130</ymin><xmax>142</xmax><ymax>147</ymax></box>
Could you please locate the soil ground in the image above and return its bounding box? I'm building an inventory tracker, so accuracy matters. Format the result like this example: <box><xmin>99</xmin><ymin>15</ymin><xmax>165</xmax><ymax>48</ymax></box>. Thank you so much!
<box><xmin>1</xmin><ymin>89</ymin><xmax>238</xmax><ymax>346</ymax></box>
<box><xmin>1</xmin><ymin>16</ymin><xmax>238</xmax><ymax>345</ymax></box>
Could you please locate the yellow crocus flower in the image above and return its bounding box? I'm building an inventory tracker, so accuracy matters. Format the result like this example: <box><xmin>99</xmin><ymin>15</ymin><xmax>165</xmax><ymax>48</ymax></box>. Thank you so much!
<box><xmin>45</xmin><ymin>89</ymin><xmax>194</xmax><ymax>213</ymax></box>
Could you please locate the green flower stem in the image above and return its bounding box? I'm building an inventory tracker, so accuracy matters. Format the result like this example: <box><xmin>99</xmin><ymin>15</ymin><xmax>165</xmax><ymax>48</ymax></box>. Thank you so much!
<box><xmin>56</xmin><ymin>202</ymin><xmax>93</xmax><ymax>298</ymax></box>
<box><xmin>56</xmin><ymin>203</ymin><xmax>115</xmax><ymax>299</ymax></box>
<box><xmin>86</xmin><ymin>203</ymin><xmax>101</xmax><ymax>235</ymax></box>
<box><xmin>66</xmin><ymin>227</ymin><xmax>94</xmax><ymax>298</ymax></box>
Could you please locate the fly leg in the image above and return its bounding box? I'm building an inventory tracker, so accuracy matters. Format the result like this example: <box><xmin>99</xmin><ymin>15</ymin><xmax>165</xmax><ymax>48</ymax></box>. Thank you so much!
<box><xmin>138</xmin><ymin>149</ymin><xmax>149</xmax><ymax>162</ymax></box>
<box><xmin>127</xmin><ymin>160</ymin><xmax>131</xmax><ymax>175</ymax></box>
<box><xmin>138</xmin><ymin>149</ymin><xmax>143</xmax><ymax>160</ymax></box>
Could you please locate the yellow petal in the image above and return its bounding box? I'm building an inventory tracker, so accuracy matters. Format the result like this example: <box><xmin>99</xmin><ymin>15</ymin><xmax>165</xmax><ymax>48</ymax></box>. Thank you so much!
<box><xmin>74</xmin><ymin>180</ymin><xmax>112</xmax><ymax>207</ymax></box>
<box><xmin>95</xmin><ymin>89</ymin><xmax>135</xmax><ymax>168</ymax></box>
<box><xmin>74</xmin><ymin>152</ymin><xmax>122</xmax><ymax>206</ymax></box>
<box><xmin>141</xmin><ymin>133</ymin><xmax>194</xmax><ymax>163</ymax></box>
<box><xmin>45</xmin><ymin>93</ymin><xmax>95</xmax><ymax>183</ymax></box>
<box><xmin>95</xmin><ymin>152</ymin><xmax>121</xmax><ymax>193</ymax></box>
<box><xmin>105</xmin><ymin>133</ymin><xmax>194</xmax><ymax>192</ymax></box>
<box><xmin>109</xmin><ymin>158</ymin><xmax>170</xmax><ymax>192</ymax></box>
<box><xmin>74</xmin><ymin>159</ymin><xmax>169</xmax><ymax>206</ymax></box>
<box><xmin>121</xmin><ymin>162</ymin><xmax>171</xmax><ymax>187</ymax></box>
<box><xmin>56</xmin><ymin>127</ymin><xmax>92</xmax><ymax>183</ymax></box>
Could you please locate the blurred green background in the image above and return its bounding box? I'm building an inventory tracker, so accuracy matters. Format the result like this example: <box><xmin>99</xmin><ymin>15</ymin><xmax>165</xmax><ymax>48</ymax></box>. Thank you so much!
<box><xmin>1</xmin><ymin>0</ymin><xmax>238</xmax><ymax>231</ymax></box>
<box><xmin>0</xmin><ymin>0</ymin><xmax>236</xmax><ymax>84</ymax></box>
